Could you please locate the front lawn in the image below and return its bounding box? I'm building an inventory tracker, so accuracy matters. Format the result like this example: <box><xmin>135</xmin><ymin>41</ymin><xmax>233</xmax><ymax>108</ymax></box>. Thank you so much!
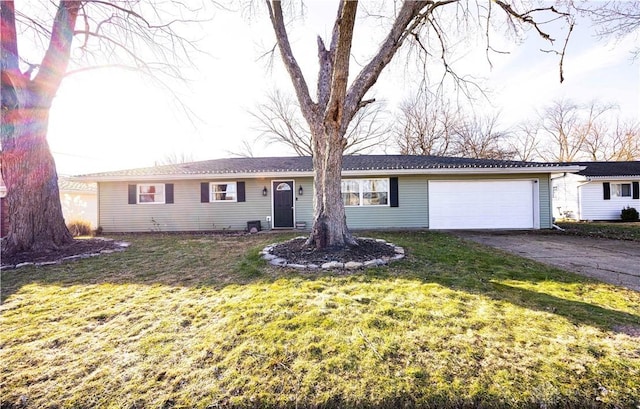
<box><xmin>557</xmin><ymin>221</ymin><xmax>640</xmax><ymax>241</ymax></box>
<box><xmin>1</xmin><ymin>232</ymin><xmax>639</xmax><ymax>408</ymax></box>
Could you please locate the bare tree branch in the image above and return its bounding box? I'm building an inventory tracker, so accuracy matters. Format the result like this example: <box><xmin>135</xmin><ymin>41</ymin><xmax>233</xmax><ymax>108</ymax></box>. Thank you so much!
<box><xmin>576</xmin><ymin>1</ymin><xmax>640</xmax><ymax>58</ymax></box>
<box><xmin>266</xmin><ymin>1</ymin><xmax>316</xmax><ymax>124</ymax></box>
<box><xmin>251</xmin><ymin>89</ymin><xmax>390</xmax><ymax>156</ymax></box>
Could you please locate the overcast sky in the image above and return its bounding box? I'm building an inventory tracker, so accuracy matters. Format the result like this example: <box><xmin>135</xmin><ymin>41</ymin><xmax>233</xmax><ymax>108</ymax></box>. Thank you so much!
<box><xmin>40</xmin><ymin>1</ymin><xmax>639</xmax><ymax>175</ymax></box>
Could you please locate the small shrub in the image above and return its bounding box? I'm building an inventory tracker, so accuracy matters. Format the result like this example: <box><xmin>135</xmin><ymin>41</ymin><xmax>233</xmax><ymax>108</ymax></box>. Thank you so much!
<box><xmin>621</xmin><ymin>206</ymin><xmax>639</xmax><ymax>222</ymax></box>
<box><xmin>67</xmin><ymin>219</ymin><xmax>93</xmax><ymax>237</ymax></box>
<box><xmin>94</xmin><ymin>226</ymin><xmax>103</xmax><ymax>236</ymax></box>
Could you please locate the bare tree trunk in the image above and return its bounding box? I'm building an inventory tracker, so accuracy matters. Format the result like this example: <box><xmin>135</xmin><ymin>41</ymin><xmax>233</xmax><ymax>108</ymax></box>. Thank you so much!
<box><xmin>1</xmin><ymin>0</ymin><xmax>78</xmax><ymax>255</ymax></box>
<box><xmin>1</xmin><ymin>91</ymin><xmax>73</xmax><ymax>253</ymax></box>
<box><xmin>307</xmin><ymin>126</ymin><xmax>355</xmax><ymax>248</ymax></box>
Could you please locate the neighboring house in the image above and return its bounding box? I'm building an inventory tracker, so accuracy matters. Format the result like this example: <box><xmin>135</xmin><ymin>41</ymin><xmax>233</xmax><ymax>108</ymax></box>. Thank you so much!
<box><xmin>0</xmin><ymin>176</ymin><xmax>97</xmax><ymax>237</ymax></box>
<box><xmin>552</xmin><ymin>161</ymin><xmax>640</xmax><ymax>221</ymax></box>
<box><xmin>58</xmin><ymin>177</ymin><xmax>98</xmax><ymax>228</ymax></box>
<box><xmin>73</xmin><ymin>155</ymin><xmax>582</xmax><ymax>232</ymax></box>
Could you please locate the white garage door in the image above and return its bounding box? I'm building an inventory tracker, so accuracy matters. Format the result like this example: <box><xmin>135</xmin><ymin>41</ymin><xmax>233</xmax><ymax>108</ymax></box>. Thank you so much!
<box><xmin>428</xmin><ymin>180</ymin><xmax>538</xmax><ymax>229</ymax></box>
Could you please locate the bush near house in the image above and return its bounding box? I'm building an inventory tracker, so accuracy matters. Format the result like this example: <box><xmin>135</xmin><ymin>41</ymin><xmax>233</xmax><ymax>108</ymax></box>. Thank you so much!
<box><xmin>66</xmin><ymin>219</ymin><xmax>93</xmax><ymax>237</ymax></box>
<box><xmin>621</xmin><ymin>206</ymin><xmax>639</xmax><ymax>222</ymax></box>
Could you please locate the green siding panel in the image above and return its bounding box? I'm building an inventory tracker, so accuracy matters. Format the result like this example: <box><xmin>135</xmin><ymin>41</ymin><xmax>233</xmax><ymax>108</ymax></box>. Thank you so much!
<box><xmin>99</xmin><ymin>180</ymin><xmax>272</xmax><ymax>232</ymax></box>
<box><xmin>98</xmin><ymin>174</ymin><xmax>553</xmax><ymax>232</ymax></box>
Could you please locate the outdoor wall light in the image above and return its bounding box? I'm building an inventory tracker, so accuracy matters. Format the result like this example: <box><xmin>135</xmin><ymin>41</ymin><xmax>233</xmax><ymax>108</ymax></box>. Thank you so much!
<box><xmin>298</xmin><ymin>185</ymin><xmax>304</xmax><ymax>196</ymax></box>
<box><xmin>262</xmin><ymin>186</ymin><xmax>268</xmax><ymax>196</ymax></box>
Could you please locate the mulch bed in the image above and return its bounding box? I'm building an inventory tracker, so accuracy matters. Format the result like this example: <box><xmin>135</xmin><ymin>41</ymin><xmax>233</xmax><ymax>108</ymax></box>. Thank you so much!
<box><xmin>1</xmin><ymin>238</ymin><xmax>124</xmax><ymax>267</ymax></box>
<box><xmin>269</xmin><ymin>237</ymin><xmax>397</xmax><ymax>265</ymax></box>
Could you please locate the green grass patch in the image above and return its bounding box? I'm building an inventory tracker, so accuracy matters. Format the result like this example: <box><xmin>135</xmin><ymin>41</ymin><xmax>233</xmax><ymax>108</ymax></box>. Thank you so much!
<box><xmin>557</xmin><ymin>221</ymin><xmax>640</xmax><ymax>241</ymax></box>
<box><xmin>1</xmin><ymin>232</ymin><xmax>639</xmax><ymax>408</ymax></box>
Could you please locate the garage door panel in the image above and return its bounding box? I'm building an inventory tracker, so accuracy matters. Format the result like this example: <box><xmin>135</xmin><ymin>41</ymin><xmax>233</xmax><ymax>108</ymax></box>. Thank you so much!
<box><xmin>429</xmin><ymin>180</ymin><xmax>536</xmax><ymax>229</ymax></box>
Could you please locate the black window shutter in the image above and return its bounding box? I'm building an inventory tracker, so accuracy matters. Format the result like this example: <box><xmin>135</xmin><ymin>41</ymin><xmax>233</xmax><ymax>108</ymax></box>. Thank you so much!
<box><xmin>237</xmin><ymin>181</ymin><xmax>246</xmax><ymax>202</ymax></box>
<box><xmin>128</xmin><ymin>184</ymin><xmax>137</xmax><ymax>204</ymax></box>
<box><xmin>165</xmin><ymin>184</ymin><xmax>174</xmax><ymax>204</ymax></box>
<box><xmin>633</xmin><ymin>182</ymin><xmax>639</xmax><ymax>200</ymax></box>
<box><xmin>390</xmin><ymin>177</ymin><xmax>399</xmax><ymax>207</ymax></box>
<box><xmin>201</xmin><ymin>182</ymin><xmax>209</xmax><ymax>203</ymax></box>
<box><xmin>603</xmin><ymin>182</ymin><xmax>611</xmax><ymax>200</ymax></box>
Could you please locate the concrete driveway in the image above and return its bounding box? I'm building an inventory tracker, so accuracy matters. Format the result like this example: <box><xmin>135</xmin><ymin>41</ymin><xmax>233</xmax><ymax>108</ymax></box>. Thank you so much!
<box><xmin>451</xmin><ymin>231</ymin><xmax>640</xmax><ymax>292</ymax></box>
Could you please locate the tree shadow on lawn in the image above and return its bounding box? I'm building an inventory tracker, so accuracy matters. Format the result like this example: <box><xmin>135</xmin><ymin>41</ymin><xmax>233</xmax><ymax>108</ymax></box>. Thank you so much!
<box><xmin>1</xmin><ymin>231</ymin><xmax>639</xmax><ymax>334</ymax></box>
<box><xmin>385</xmin><ymin>231</ymin><xmax>640</xmax><ymax>333</ymax></box>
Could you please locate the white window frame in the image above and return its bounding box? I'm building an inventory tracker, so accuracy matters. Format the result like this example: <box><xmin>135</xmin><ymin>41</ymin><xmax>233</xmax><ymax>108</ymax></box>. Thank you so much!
<box><xmin>210</xmin><ymin>181</ymin><xmax>237</xmax><ymax>202</ymax></box>
<box><xmin>137</xmin><ymin>183</ymin><xmax>165</xmax><ymax>204</ymax></box>
<box><xmin>341</xmin><ymin>178</ymin><xmax>390</xmax><ymax>207</ymax></box>
<box><xmin>612</xmin><ymin>183</ymin><xmax>632</xmax><ymax>198</ymax></box>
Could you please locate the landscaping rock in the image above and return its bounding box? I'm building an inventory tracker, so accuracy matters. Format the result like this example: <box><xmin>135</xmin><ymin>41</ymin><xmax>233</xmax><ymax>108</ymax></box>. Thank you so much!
<box><xmin>344</xmin><ymin>261</ymin><xmax>363</xmax><ymax>270</ymax></box>
<box><xmin>35</xmin><ymin>261</ymin><xmax>60</xmax><ymax>267</ymax></box>
<box><xmin>261</xmin><ymin>236</ymin><xmax>402</xmax><ymax>271</ymax></box>
<box><xmin>288</xmin><ymin>263</ymin><xmax>307</xmax><ymax>270</ymax></box>
<box><xmin>321</xmin><ymin>261</ymin><xmax>344</xmax><ymax>269</ymax></box>
<box><xmin>269</xmin><ymin>258</ymin><xmax>287</xmax><ymax>266</ymax></box>
<box><xmin>366</xmin><ymin>259</ymin><xmax>386</xmax><ymax>267</ymax></box>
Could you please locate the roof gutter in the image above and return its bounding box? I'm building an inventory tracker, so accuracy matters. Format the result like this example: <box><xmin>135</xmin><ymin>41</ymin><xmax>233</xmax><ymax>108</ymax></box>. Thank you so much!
<box><xmin>72</xmin><ymin>165</ymin><xmax>585</xmax><ymax>183</ymax></box>
<box><xmin>586</xmin><ymin>175</ymin><xmax>640</xmax><ymax>181</ymax></box>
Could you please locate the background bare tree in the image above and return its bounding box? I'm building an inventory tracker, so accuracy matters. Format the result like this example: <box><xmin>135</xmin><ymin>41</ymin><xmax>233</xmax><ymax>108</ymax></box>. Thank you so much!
<box><xmin>536</xmin><ymin>99</ymin><xmax>615</xmax><ymax>162</ymax></box>
<box><xmin>393</xmin><ymin>92</ymin><xmax>513</xmax><ymax>159</ymax></box>
<box><xmin>609</xmin><ymin>120</ymin><xmax>640</xmax><ymax>160</ymax></box>
<box><xmin>251</xmin><ymin>89</ymin><xmax>391</xmax><ymax>156</ymax></box>
<box><xmin>227</xmin><ymin>139</ymin><xmax>258</xmax><ymax>158</ymax></box>
<box><xmin>155</xmin><ymin>152</ymin><xmax>196</xmax><ymax>166</ymax></box>
<box><xmin>578</xmin><ymin>1</ymin><xmax>640</xmax><ymax>58</ymax></box>
<box><xmin>393</xmin><ymin>91</ymin><xmax>459</xmax><ymax>156</ymax></box>
<box><xmin>1</xmin><ymin>1</ymin><xmax>205</xmax><ymax>254</ymax></box>
<box><xmin>534</xmin><ymin>99</ymin><xmax>638</xmax><ymax>162</ymax></box>
<box><xmin>509</xmin><ymin>121</ymin><xmax>541</xmax><ymax>161</ymax></box>
<box><xmin>451</xmin><ymin>113</ymin><xmax>514</xmax><ymax>160</ymax></box>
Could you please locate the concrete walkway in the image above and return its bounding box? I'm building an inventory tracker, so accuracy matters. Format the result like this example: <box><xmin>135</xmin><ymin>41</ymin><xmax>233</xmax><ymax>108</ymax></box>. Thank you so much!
<box><xmin>451</xmin><ymin>231</ymin><xmax>640</xmax><ymax>292</ymax></box>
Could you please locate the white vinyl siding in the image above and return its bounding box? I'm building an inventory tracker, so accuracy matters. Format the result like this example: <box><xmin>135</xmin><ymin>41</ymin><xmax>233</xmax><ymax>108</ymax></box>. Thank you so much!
<box><xmin>61</xmin><ymin>192</ymin><xmax>98</xmax><ymax>229</ymax></box>
<box><xmin>551</xmin><ymin>173</ymin><xmax>582</xmax><ymax>221</ymax></box>
<box><xmin>579</xmin><ymin>181</ymin><xmax>640</xmax><ymax>220</ymax></box>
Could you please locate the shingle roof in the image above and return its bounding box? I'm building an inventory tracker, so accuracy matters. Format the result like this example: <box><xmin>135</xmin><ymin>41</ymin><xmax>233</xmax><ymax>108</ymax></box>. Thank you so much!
<box><xmin>0</xmin><ymin>176</ymin><xmax>96</xmax><ymax>194</ymax></box>
<box><xmin>58</xmin><ymin>177</ymin><xmax>97</xmax><ymax>193</ymax></box>
<box><xmin>77</xmin><ymin>155</ymin><xmax>573</xmax><ymax>179</ymax></box>
<box><xmin>568</xmin><ymin>161</ymin><xmax>640</xmax><ymax>177</ymax></box>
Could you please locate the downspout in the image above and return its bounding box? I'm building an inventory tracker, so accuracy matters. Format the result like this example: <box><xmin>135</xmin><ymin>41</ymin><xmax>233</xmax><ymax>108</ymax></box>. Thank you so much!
<box><xmin>549</xmin><ymin>172</ymin><xmax>567</xmax><ymax>181</ymax></box>
<box><xmin>96</xmin><ymin>182</ymin><xmax>101</xmax><ymax>233</ymax></box>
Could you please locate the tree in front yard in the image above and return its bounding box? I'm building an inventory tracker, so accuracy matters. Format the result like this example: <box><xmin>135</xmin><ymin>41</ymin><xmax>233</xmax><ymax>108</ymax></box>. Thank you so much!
<box><xmin>0</xmin><ymin>1</ymin><xmax>202</xmax><ymax>255</ymax></box>
<box><xmin>265</xmin><ymin>0</ymin><xmax>574</xmax><ymax>249</ymax></box>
